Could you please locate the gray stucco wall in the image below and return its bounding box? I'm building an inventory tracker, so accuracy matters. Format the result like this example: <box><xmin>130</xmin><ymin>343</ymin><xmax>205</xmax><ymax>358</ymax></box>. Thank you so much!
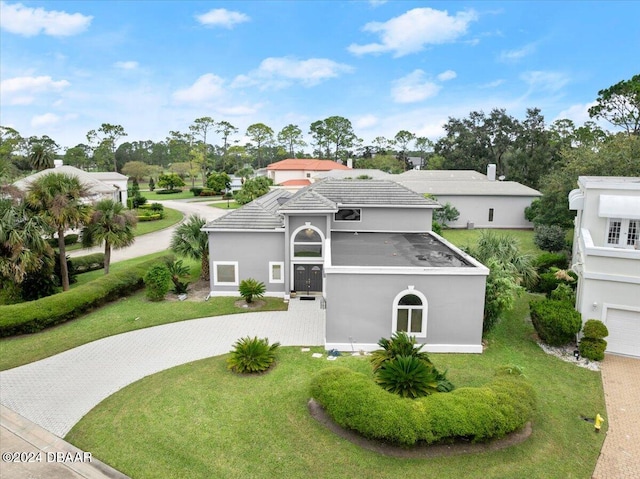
<box><xmin>208</xmin><ymin>231</ymin><xmax>285</xmax><ymax>294</ymax></box>
<box><xmin>324</xmin><ymin>271</ymin><xmax>486</xmax><ymax>350</ymax></box>
<box><xmin>437</xmin><ymin>195</ymin><xmax>535</xmax><ymax>229</ymax></box>
<box><xmin>331</xmin><ymin>207</ymin><xmax>433</xmax><ymax>232</ymax></box>
<box><xmin>288</xmin><ymin>215</ymin><xmax>330</xmax><ymax>237</ymax></box>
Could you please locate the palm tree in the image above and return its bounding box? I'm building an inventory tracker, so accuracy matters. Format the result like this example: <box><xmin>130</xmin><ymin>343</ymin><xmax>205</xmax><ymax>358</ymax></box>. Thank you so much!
<box><xmin>170</xmin><ymin>215</ymin><xmax>209</xmax><ymax>281</ymax></box>
<box><xmin>0</xmin><ymin>200</ymin><xmax>53</xmax><ymax>284</ymax></box>
<box><xmin>28</xmin><ymin>143</ymin><xmax>54</xmax><ymax>171</ymax></box>
<box><xmin>26</xmin><ymin>173</ymin><xmax>91</xmax><ymax>291</ymax></box>
<box><xmin>82</xmin><ymin>199</ymin><xmax>137</xmax><ymax>274</ymax></box>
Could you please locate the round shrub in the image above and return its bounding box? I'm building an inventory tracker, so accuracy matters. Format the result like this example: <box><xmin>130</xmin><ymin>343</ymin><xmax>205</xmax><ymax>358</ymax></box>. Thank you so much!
<box><xmin>310</xmin><ymin>367</ymin><xmax>535</xmax><ymax>446</ymax></box>
<box><xmin>534</xmin><ymin>225</ymin><xmax>567</xmax><ymax>252</ymax></box>
<box><xmin>529</xmin><ymin>299</ymin><xmax>582</xmax><ymax>346</ymax></box>
<box><xmin>227</xmin><ymin>336</ymin><xmax>280</xmax><ymax>374</ymax></box>
<box><xmin>144</xmin><ymin>264</ymin><xmax>171</xmax><ymax>301</ymax></box>
<box><xmin>579</xmin><ymin>338</ymin><xmax>607</xmax><ymax>361</ymax></box>
<box><xmin>582</xmin><ymin>319</ymin><xmax>609</xmax><ymax>339</ymax></box>
<box><xmin>549</xmin><ymin>283</ymin><xmax>575</xmax><ymax>304</ymax></box>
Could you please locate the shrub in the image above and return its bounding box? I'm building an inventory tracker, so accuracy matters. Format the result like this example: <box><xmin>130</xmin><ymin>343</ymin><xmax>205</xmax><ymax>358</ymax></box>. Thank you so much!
<box><xmin>535</xmin><ymin>268</ymin><xmax>577</xmax><ymax>296</ymax></box>
<box><xmin>155</xmin><ymin>189</ymin><xmax>182</xmax><ymax>195</ymax></box>
<box><xmin>579</xmin><ymin>338</ymin><xmax>607</xmax><ymax>361</ymax></box>
<box><xmin>223</xmin><ymin>192</ymin><xmax>233</xmax><ymax>200</ymax></box>
<box><xmin>0</xmin><ymin>255</ymin><xmax>173</xmax><ymax>336</ymax></box>
<box><xmin>310</xmin><ymin>366</ymin><xmax>535</xmax><ymax>446</ymax></box>
<box><xmin>199</xmin><ymin>189</ymin><xmax>219</xmax><ymax>196</ymax></box>
<box><xmin>136</xmin><ymin>213</ymin><xmax>162</xmax><ymax>222</ymax></box>
<box><xmin>533</xmin><ymin>252</ymin><xmax>569</xmax><ymax>273</ymax></box>
<box><xmin>549</xmin><ymin>283</ymin><xmax>575</xmax><ymax>303</ymax></box>
<box><xmin>167</xmin><ymin>259</ymin><xmax>190</xmax><ymax>295</ymax></box>
<box><xmin>144</xmin><ymin>264</ymin><xmax>171</xmax><ymax>301</ymax></box>
<box><xmin>582</xmin><ymin>319</ymin><xmax>609</xmax><ymax>339</ymax></box>
<box><xmin>375</xmin><ymin>356</ymin><xmax>441</xmax><ymax>398</ymax></box>
<box><xmin>47</xmin><ymin>234</ymin><xmax>79</xmax><ymax>247</ymax></box>
<box><xmin>431</xmin><ymin>221</ymin><xmax>443</xmax><ymax>235</ymax></box>
<box><xmin>150</xmin><ymin>202</ymin><xmax>164</xmax><ymax>212</ymax></box>
<box><xmin>71</xmin><ymin>253</ymin><xmax>105</xmax><ymax>273</ymax></box>
<box><xmin>190</xmin><ymin>187</ymin><xmax>204</xmax><ymax>196</ymax></box>
<box><xmin>529</xmin><ymin>299</ymin><xmax>582</xmax><ymax>346</ymax></box>
<box><xmin>534</xmin><ymin>224</ymin><xmax>567</xmax><ymax>252</ymax></box>
<box><xmin>238</xmin><ymin>278</ymin><xmax>266</xmax><ymax>303</ymax></box>
<box><xmin>148</xmin><ymin>177</ymin><xmax>155</xmax><ymax>191</ymax></box>
<box><xmin>370</xmin><ymin>331</ymin><xmax>432</xmax><ymax>372</ymax></box>
<box><xmin>227</xmin><ymin>336</ymin><xmax>280</xmax><ymax>374</ymax></box>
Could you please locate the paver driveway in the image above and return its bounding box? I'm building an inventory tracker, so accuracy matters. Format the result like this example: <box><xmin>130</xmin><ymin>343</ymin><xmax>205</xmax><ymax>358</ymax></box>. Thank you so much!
<box><xmin>0</xmin><ymin>299</ymin><xmax>324</xmax><ymax>438</ymax></box>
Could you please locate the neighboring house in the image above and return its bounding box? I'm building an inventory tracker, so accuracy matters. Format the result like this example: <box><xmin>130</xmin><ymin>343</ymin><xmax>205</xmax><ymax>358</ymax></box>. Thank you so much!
<box><xmin>203</xmin><ymin>179</ymin><xmax>489</xmax><ymax>353</ymax></box>
<box><xmin>569</xmin><ymin>176</ymin><xmax>640</xmax><ymax>357</ymax></box>
<box><xmin>266</xmin><ymin>158</ymin><xmax>351</xmax><ymax>186</ymax></box>
<box><xmin>313</xmin><ymin>168</ymin><xmax>394</xmax><ymax>181</ymax></box>
<box><xmin>13</xmin><ymin>162</ymin><xmax>129</xmax><ymax>206</ymax></box>
<box><xmin>396</xmin><ymin>165</ymin><xmax>541</xmax><ymax>229</ymax></box>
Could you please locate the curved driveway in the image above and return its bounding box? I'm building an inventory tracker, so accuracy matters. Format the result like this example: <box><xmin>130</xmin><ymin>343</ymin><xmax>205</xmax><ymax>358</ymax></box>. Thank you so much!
<box><xmin>0</xmin><ymin>299</ymin><xmax>324</xmax><ymax>438</ymax></box>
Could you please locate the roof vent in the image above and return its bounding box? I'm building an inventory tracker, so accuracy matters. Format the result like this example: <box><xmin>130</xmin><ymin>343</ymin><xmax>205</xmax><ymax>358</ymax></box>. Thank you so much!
<box><xmin>487</xmin><ymin>164</ymin><xmax>496</xmax><ymax>181</ymax></box>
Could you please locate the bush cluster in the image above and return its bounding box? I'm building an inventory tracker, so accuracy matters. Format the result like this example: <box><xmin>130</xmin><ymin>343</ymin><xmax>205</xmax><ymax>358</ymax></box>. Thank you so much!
<box><xmin>529</xmin><ymin>299</ymin><xmax>582</xmax><ymax>346</ymax></box>
<box><xmin>310</xmin><ymin>367</ymin><xmax>535</xmax><ymax>446</ymax></box>
<box><xmin>579</xmin><ymin>319</ymin><xmax>609</xmax><ymax>361</ymax></box>
<box><xmin>0</xmin><ymin>255</ymin><xmax>173</xmax><ymax>337</ymax></box>
<box><xmin>533</xmin><ymin>268</ymin><xmax>577</xmax><ymax>296</ymax></box>
<box><xmin>155</xmin><ymin>189</ymin><xmax>182</xmax><ymax>195</ymax></box>
<box><xmin>533</xmin><ymin>225</ymin><xmax>567</xmax><ymax>252</ymax></box>
<box><xmin>144</xmin><ymin>264</ymin><xmax>171</xmax><ymax>301</ymax></box>
<box><xmin>190</xmin><ymin>187</ymin><xmax>204</xmax><ymax>196</ymax></box>
<box><xmin>227</xmin><ymin>336</ymin><xmax>280</xmax><ymax>374</ymax></box>
<box><xmin>533</xmin><ymin>252</ymin><xmax>569</xmax><ymax>273</ymax></box>
<box><xmin>71</xmin><ymin>253</ymin><xmax>105</xmax><ymax>273</ymax></box>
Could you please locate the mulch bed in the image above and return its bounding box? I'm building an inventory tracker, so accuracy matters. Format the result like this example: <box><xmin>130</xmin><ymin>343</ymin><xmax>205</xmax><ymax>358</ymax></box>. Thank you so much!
<box><xmin>308</xmin><ymin>399</ymin><xmax>532</xmax><ymax>458</ymax></box>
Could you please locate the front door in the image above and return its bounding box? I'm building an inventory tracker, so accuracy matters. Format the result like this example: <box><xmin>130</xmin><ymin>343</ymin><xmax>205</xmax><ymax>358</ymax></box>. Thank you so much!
<box><xmin>294</xmin><ymin>264</ymin><xmax>323</xmax><ymax>293</ymax></box>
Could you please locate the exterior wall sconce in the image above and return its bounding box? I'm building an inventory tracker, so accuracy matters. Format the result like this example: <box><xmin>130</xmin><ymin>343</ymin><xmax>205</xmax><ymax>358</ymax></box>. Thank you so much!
<box><xmin>591</xmin><ymin>302</ymin><xmax>598</xmax><ymax>311</ymax></box>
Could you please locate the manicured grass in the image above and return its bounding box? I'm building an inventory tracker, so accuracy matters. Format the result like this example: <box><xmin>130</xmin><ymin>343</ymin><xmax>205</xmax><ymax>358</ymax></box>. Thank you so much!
<box><xmin>0</xmin><ymin>254</ymin><xmax>287</xmax><ymax>371</ymax></box>
<box><xmin>133</xmin><ymin>207</ymin><xmax>182</xmax><ymax>235</ymax></box>
<box><xmin>141</xmin><ymin>190</ymin><xmax>195</xmax><ymax>200</ymax></box>
<box><xmin>210</xmin><ymin>200</ymin><xmax>241</xmax><ymax>209</ymax></box>
<box><xmin>66</xmin><ymin>293</ymin><xmax>606</xmax><ymax>479</ymax></box>
<box><xmin>441</xmin><ymin>228</ymin><xmax>543</xmax><ymax>256</ymax></box>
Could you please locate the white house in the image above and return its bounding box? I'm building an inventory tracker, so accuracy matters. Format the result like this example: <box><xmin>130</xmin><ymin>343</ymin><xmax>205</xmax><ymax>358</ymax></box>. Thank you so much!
<box><xmin>266</xmin><ymin>158</ymin><xmax>351</xmax><ymax>188</ymax></box>
<box><xmin>13</xmin><ymin>161</ymin><xmax>129</xmax><ymax>206</ymax></box>
<box><xmin>569</xmin><ymin>176</ymin><xmax>640</xmax><ymax>357</ymax></box>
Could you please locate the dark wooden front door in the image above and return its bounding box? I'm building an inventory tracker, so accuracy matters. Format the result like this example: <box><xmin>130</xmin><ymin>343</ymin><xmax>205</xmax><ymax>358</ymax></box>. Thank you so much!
<box><xmin>294</xmin><ymin>264</ymin><xmax>323</xmax><ymax>293</ymax></box>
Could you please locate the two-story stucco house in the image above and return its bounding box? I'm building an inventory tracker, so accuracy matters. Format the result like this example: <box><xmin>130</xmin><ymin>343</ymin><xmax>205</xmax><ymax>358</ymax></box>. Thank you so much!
<box><xmin>569</xmin><ymin>176</ymin><xmax>640</xmax><ymax>357</ymax></box>
<box><xmin>203</xmin><ymin>179</ymin><xmax>489</xmax><ymax>353</ymax></box>
<box><xmin>265</xmin><ymin>158</ymin><xmax>351</xmax><ymax>188</ymax></box>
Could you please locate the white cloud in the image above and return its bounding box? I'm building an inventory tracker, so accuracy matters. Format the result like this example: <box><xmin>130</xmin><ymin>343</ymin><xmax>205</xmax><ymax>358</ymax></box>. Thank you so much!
<box><xmin>437</xmin><ymin>70</ymin><xmax>457</xmax><ymax>81</ymax></box>
<box><xmin>480</xmin><ymin>79</ymin><xmax>505</xmax><ymax>89</ymax></box>
<box><xmin>555</xmin><ymin>102</ymin><xmax>597</xmax><ymax>125</ymax></box>
<box><xmin>348</xmin><ymin>7</ymin><xmax>478</xmax><ymax>57</ymax></box>
<box><xmin>218</xmin><ymin>104</ymin><xmax>261</xmax><ymax>116</ymax></box>
<box><xmin>499</xmin><ymin>43</ymin><xmax>537</xmax><ymax>62</ymax></box>
<box><xmin>31</xmin><ymin>113</ymin><xmax>61</xmax><ymax>128</ymax></box>
<box><xmin>521</xmin><ymin>71</ymin><xmax>570</xmax><ymax>92</ymax></box>
<box><xmin>114</xmin><ymin>61</ymin><xmax>139</xmax><ymax>70</ymax></box>
<box><xmin>0</xmin><ymin>75</ymin><xmax>70</xmax><ymax>104</ymax></box>
<box><xmin>232</xmin><ymin>57</ymin><xmax>354</xmax><ymax>89</ymax></box>
<box><xmin>172</xmin><ymin>74</ymin><xmax>226</xmax><ymax>103</ymax></box>
<box><xmin>0</xmin><ymin>1</ymin><xmax>92</xmax><ymax>37</ymax></box>
<box><xmin>196</xmin><ymin>8</ymin><xmax>249</xmax><ymax>28</ymax></box>
<box><xmin>368</xmin><ymin>0</ymin><xmax>388</xmax><ymax>6</ymax></box>
<box><xmin>354</xmin><ymin>114</ymin><xmax>379</xmax><ymax>129</ymax></box>
<box><xmin>391</xmin><ymin>70</ymin><xmax>441</xmax><ymax>104</ymax></box>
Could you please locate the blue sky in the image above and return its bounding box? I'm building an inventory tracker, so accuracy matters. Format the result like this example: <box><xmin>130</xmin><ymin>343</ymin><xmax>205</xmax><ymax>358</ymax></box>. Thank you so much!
<box><xmin>1</xmin><ymin>1</ymin><xmax>638</xmax><ymax>150</ymax></box>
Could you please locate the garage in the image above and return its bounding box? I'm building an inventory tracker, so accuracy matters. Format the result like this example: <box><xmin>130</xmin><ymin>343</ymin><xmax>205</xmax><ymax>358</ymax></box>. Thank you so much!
<box><xmin>605</xmin><ymin>307</ymin><xmax>640</xmax><ymax>357</ymax></box>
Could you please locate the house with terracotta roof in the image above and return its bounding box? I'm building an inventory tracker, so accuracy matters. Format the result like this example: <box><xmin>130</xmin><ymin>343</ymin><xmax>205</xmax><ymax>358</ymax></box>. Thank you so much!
<box><xmin>202</xmin><ymin>179</ymin><xmax>489</xmax><ymax>353</ymax></box>
<box><xmin>266</xmin><ymin>158</ymin><xmax>351</xmax><ymax>188</ymax></box>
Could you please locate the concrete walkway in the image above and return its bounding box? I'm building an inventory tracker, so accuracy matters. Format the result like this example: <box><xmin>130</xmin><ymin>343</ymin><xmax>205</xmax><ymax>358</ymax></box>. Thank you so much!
<box><xmin>0</xmin><ymin>298</ymin><xmax>324</xmax><ymax>438</ymax></box>
<box><xmin>592</xmin><ymin>354</ymin><xmax>640</xmax><ymax>479</ymax></box>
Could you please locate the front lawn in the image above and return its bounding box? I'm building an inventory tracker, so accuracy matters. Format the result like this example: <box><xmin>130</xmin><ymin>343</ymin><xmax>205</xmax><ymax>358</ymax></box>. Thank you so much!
<box><xmin>441</xmin><ymin>228</ymin><xmax>543</xmax><ymax>256</ymax></box>
<box><xmin>141</xmin><ymin>190</ymin><xmax>195</xmax><ymax>200</ymax></box>
<box><xmin>210</xmin><ymin>200</ymin><xmax>241</xmax><ymax>209</ymax></box>
<box><xmin>66</xmin><ymin>293</ymin><xmax>606</xmax><ymax>479</ymax></box>
<box><xmin>133</xmin><ymin>206</ymin><xmax>182</xmax><ymax>235</ymax></box>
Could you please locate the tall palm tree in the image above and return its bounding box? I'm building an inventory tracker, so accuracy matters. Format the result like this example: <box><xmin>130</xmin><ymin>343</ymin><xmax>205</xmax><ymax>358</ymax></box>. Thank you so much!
<box><xmin>82</xmin><ymin>199</ymin><xmax>137</xmax><ymax>274</ymax></box>
<box><xmin>170</xmin><ymin>215</ymin><xmax>209</xmax><ymax>281</ymax></box>
<box><xmin>0</xmin><ymin>200</ymin><xmax>53</xmax><ymax>284</ymax></box>
<box><xmin>28</xmin><ymin>144</ymin><xmax>54</xmax><ymax>171</ymax></box>
<box><xmin>26</xmin><ymin>173</ymin><xmax>91</xmax><ymax>291</ymax></box>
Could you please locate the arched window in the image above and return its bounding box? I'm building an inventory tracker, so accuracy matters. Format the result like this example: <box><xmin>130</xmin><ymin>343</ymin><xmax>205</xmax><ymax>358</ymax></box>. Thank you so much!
<box><xmin>293</xmin><ymin>226</ymin><xmax>323</xmax><ymax>258</ymax></box>
<box><xmin>392</xmin><ymin>288</ymin><xmax>427</xmax><ymax>338</ymax></box>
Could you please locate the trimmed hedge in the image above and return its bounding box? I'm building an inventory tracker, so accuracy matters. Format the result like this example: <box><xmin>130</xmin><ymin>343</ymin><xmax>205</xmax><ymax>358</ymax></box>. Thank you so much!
<box><xmin>529</xmin><ymin>299</ymin><xmax>582</xmax><ymax>346</ymax></box>
<box><xmin>310</xmin><ymin>367</ymin><xmax>535</xmax><ymax>446</ymax></box>
<box><xmin>137</xmin><ymin>213</ymin><xmax>162</xmax><ymax>222</ymax></box>
<box><xmin>155</xmin><ymin>189</ymin><xmax>182</xmax><ymax>195</ymax></box>
<box><xmin>71</xmin><ymin>253</ymin><xmax>105</xmax><ymax>273</ymax></box>
<box><xmin>0</xmin><ymin>255</ymin><xmax>174</xmax><ymax>337</ymax></box>
<box><xmin>47</xmin><ymin>234</ymin><xmax>79</xmax><ymax>247</ymax></box>
<box><xmin>533</xmin><ymin>252</ymin><xmax>569</xmax><ymax>273</ymax></box>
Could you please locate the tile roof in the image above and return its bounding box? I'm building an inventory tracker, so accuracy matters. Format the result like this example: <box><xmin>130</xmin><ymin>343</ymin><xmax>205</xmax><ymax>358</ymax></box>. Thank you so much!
<box><xmin>313</xmin><ymin>169</ymin><xmax>393</xmax><ymax>180</ymax></box>
<box><xmin>397</xmin><ymin>169</ymin><xmax>488</xmax><ymax>181</ymax></box>
<box><xmin>308</xmin><ymin>179</ymin><xmax>439</xmax><ymax>206</ymax></box>
<box><xmin>13</xmin><ymin>166</ymin><xmax>118</xmax><ymax>196</ymax></box>
<box><xmin>279</xmin><ymin>179</ymin><xmax>312</xmax><ymax>187</ymax></box>
<box><xmin>398</xmin><ymin>179</ymin><xmax>542</xmax><ymax>197</ymax></box>
<box><xmin>266</xmin><ymin>158</ymin><xmax>351</xmax><ymax>171</ymax></box>
<box><xmin>203</xmin><ymin>189</ymin><xmax>291</xmax><ymax>230</ymax></box>
<box><xmin>277</xmin><ymin>189</ymin><xmax>337</xmax><ymax>211</ymax></box>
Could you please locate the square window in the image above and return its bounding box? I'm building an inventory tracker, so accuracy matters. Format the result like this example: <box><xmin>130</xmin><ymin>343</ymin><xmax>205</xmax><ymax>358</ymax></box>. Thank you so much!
<box><xmin>269</xmin><ymin>261</ymin><xmax>284</xmax><ymax>283</ymax></box>
<box><xmin>214</xmin><ymin>262</ymin><xmax>238</xmax><ymax>285</ymax></box>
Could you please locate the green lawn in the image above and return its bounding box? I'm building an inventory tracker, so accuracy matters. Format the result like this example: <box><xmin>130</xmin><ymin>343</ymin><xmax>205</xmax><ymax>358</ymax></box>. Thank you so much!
<box><xmin>66</xmin><ymin>293</ymin><xmax>606</xmax><ymax>479</ymax></box>
<box><xmin>141</xmin><ymin>190</ymin><xmax>196</xmax><ymax>200</ymax></box>
<box><xmin>133</xmin><ymin>206</ymin><xmax>183</xmax><ymax>235</ymax></box>
<box><xmin>441</xmin><ymin>228</ymin><xmax>543</xmax><ymax>256</ymax></box>
<box><xmin>210</xmin><ymin>200</ymin><xmax>241</xmax><ymax>209</ymax></box>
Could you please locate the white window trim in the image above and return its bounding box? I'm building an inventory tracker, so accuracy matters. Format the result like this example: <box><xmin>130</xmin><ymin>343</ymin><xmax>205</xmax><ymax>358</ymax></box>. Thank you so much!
<box><xmin>334</xmin><ymin>208</ymin><xmax>362</xmax><ymax>222</ymax></box>
<box><xmin>605</xmin><ymin>218</ymin><xmax>639</xmax><ymax>249</ymax></box>
<box><xmin>291</xmin><ymin>224</ymin><xmax>325</xmax><ymax>259</ymax></box>
<box><xmin>269</xmin><ymin>261</ymin><xmax>285</xmax><ymax>283</ymax></box>
<box><xmin>213</xmin><ymin>261</ymin><xmax>239</xmax><ymax>286</ymax></box>
<box><xmin>391</xmin><ymin>287</ymin><xmax>428</xmax><ymax>338</ymax></box>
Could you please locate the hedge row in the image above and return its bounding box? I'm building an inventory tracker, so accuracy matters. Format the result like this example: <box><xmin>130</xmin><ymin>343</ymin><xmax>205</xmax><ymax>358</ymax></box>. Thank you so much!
<box><xmin>0</xmin><ymin>255</ymin><xmax>173</xmax><ymax>337</ymax></box>
<box><xmin>72</xmin><ymin>253</ymin><xmax>105</xmax><ymax>273</ymax></box>
<box><xmin>47</xmin><ymin>234</ymin><xmax>79</xmax><ymax>247</ymax></box>
<box><xmin>137</xmin><ymin>213</ymin><xmax>163</xmax><ymax>222</ymax></box>
<box><xmin>310</xmin><ymin>367</ymin><xmax>535</xmax><ymax>446</ymax></box>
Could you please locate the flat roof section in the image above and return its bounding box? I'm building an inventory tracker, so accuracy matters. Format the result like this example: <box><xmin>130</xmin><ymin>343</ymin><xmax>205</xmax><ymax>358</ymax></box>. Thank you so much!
<box><xmin>331</xmin><ymin>232</ymin><xmax>474</xmax><ymax>268</ymax></box>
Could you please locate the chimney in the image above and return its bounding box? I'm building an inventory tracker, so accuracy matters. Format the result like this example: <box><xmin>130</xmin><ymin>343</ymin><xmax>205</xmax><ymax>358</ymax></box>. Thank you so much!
<box><xmin>487</xmin><ymin>164</ymin><xmax>496</xmax><ymax>181</ymax></box>
<box><xmin>54</xmin><ymin>159</ymin><xmax>63</xmax><ymax>168</ymax></box>
<box><xmin>347</xmin><ymin>158</ymin><xmax>353</xmax><ymax>169</ymax></box>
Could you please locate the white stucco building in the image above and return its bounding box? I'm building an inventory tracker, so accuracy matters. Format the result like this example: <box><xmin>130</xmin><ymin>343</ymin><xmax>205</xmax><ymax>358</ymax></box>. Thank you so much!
<box><xmin>569</xmin><ymin>176</ymin><xmax>640</xmax><ymax>357</ymax></box>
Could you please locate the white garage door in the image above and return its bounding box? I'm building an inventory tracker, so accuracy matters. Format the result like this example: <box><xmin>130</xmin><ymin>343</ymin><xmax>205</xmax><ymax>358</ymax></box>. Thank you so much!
<box><xmin>605</xmin><ymin>308</ymin><xmax>640</xmax><ymax>357</ymax></box>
